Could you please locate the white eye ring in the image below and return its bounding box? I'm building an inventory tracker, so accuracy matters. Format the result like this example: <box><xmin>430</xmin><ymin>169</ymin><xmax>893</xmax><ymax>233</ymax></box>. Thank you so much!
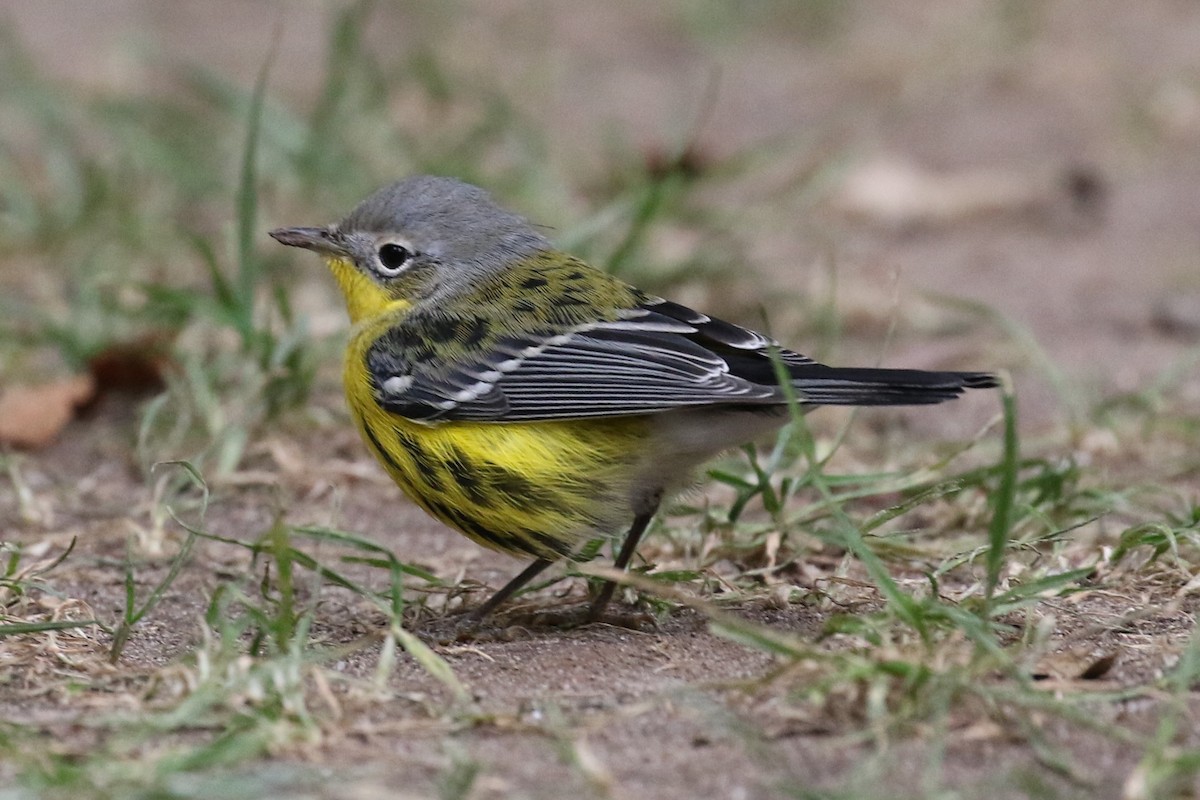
<box><xmin>376</xmin><ymin>242</ymin><xmax>414</xmax><ymax>276</ymax></box>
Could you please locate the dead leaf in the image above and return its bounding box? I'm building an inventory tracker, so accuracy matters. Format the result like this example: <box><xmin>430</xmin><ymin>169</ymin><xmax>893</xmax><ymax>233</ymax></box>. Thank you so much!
<box><xmin>830</xmin><ymin>156</ymin><xmax>1103</xmax><ymax>229</ymax></box>
<box><xmin>1032</xmin><ymin>648</ymin><xmax>1118</xmax><ymax>681</ymax></box>
<box><xmin>0</xmin><ymin>374</ymin><xmax>96</xmax><ymax>449</ymax></box>
<box><xmin>1152</xmin><ymin>294</ymin><xmax>1200</xmax><ymax>339</ymax></box>
<box><xmin>1078</xmin><ymin>652</ymin><xmax>1118</xmax><ymax>680</ymax></box>
<box><xmin>87</xmin><ymin>334</ymin><xmax>171</xmax><ymax>395</ymax></box>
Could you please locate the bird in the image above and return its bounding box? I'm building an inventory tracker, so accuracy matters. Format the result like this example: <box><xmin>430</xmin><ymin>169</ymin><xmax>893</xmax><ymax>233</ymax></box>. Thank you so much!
<box><xmin>270</xmin><ymin>175</ymin><xmax>996</xmax><ymax>622</ymax></box>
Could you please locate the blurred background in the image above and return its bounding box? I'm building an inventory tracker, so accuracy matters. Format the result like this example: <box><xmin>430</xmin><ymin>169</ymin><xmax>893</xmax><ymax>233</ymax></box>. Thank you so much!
<box><xmin>2</xmin><ymin>0</ymin><xmax>1199</xmax><ymax>450</ymax></box>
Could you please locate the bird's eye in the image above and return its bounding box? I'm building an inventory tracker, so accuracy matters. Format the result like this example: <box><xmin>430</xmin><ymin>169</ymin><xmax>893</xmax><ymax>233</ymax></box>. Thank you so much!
<box><xmin>377</xmin><ymin>243</ymin><xmax>413</xmax><ymax>275</ymax></box>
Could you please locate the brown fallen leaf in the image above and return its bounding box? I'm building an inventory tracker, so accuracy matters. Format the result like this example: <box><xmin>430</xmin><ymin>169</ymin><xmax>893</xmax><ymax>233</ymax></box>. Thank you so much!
<box><xmin>0</xmin><ymin>374</ymin><xmax>96</xmax><ymax>449</ymax></box>
<box><xmin>1152</xmin><ymin>294</ymin><xmax>1200</xmax><ymax>339</ymax></box>
<box><xmin>831</xmin><ymin>156</ymin><xmax>1106</xmax><ymax>229</ymax></box>
<box><xmin>1031</xmin><ymin>648</ymin><xmax>1118</xmax><ymax>682</ymax></box>
<box><xmin>87</xmin><ymin>334</ymin><xmax>172</xmax><ymax>395</ymax></box>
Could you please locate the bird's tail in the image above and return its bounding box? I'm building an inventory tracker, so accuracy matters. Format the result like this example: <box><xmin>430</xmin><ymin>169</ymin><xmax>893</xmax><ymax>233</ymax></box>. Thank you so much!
<box><xmin>791</xmin><ymin>366</ymin><xmax>998</xmax><ymax>406</ymax></box>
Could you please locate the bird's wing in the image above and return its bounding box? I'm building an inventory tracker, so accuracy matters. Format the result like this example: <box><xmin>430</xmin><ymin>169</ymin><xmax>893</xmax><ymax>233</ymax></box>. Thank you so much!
<box><xmin>365</xmin><ymin>298</ymin><xmax>814</xmax><ymax>422</ymax></box>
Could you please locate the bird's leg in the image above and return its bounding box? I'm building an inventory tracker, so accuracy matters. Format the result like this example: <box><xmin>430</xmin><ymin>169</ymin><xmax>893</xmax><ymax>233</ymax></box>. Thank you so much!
<box><xmin>467</xmin><ymin>558</ymin><xmax>556</xmax><ymax>622</ymax></box>
<box><xmin>469</xmin><ymin>498</ymin><xmax>660</xmax><ymax>624</ymax></box>
<box><xmin>587</xmin><ymin>506</ymin><xmax>658</xmax><ymax>621</ymax></box>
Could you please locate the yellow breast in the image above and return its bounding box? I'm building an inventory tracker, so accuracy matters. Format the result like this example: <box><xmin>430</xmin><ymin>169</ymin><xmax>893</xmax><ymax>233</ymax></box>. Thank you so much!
<box><xmin>342</xmin><ymin>316</ymin><xmax>647</xmax><ymax>561</ymax></box>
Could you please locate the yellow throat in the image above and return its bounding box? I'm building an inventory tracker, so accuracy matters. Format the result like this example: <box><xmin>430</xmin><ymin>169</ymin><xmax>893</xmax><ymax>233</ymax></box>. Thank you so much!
<box><xmin>324</xmin><ymin>256</ymin><xmax>411</xmax><ymax>323</ymax></box>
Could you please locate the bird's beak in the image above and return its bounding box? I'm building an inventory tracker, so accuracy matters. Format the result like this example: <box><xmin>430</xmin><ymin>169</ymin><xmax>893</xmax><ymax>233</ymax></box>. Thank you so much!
<box><xmin>269</xmin><ymin>226</ymin><xmax>348</xmax><ymax>257</ymax></box>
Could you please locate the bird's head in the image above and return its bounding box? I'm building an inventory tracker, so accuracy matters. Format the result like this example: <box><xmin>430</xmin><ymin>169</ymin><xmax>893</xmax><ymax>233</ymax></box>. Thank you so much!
<box><xmin>270</xmin><ymin>175</ymin><xmax>548</xmax><ymax>323</ymax></box>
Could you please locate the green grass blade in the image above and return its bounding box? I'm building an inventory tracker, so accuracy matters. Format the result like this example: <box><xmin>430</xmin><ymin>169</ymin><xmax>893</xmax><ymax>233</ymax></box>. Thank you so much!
<box><xmin>0</xmin><ymin>619</ymin><xmax>99</xmax><ymax>636</ymax></box>
<box><xmin>393</xmin><ymin>624</ymin><xmax>469</xmax><ymax>703</ymax></box>
<box><xmin>984</xmin><ymin>374</ymin><xmax>1018</xmax><ymax>611</ymax></box>
<box><xmin>765</xmin><ymin>346</ymin><xmax>927</xmax><ymax>637</ymax></box>
<box><xmin>232</xmin><ymin>23</ymin><xmax>281</xmax><ymax>342</ymax></box>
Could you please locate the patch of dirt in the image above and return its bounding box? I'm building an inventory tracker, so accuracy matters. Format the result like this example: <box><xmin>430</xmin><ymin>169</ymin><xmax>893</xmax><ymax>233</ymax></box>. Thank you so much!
<box><xmin>4</xmin><ymin>396</ymin><xmax>1195</xmax><ymax>798</ymax></box>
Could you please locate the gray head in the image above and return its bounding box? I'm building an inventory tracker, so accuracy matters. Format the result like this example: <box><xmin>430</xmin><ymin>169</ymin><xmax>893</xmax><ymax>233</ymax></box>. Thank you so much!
<box><xmin>342</xmin><ymin>176</ymin><xmax>548</xmax><ymax>263</ymax></box>
<box><xmin>270</xmin><ymin>176</ymin><xmax>550</xmax><ymax>308</ymax></box>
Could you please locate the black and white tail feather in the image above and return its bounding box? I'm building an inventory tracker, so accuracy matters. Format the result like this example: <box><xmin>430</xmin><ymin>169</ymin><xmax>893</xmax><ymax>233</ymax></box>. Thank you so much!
<box><xmin>368</xmin><ymin>294</ymin><xmax>997</xmax><ymax>423</ymax></box>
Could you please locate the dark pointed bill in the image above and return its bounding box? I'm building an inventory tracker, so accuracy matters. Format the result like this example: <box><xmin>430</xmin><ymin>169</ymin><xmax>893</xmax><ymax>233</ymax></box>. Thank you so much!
<box><xmin>269</xmin><ymin>226</ymin><xmax>346</xmax><ymax>256</ymax></box>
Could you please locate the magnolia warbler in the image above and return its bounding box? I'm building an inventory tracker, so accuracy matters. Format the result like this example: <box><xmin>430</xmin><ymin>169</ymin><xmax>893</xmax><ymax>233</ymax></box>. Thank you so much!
<box><xmin>271</xmin><ymin>176</ymin><xmax>995</xmax><ymax>621</ymax></box>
